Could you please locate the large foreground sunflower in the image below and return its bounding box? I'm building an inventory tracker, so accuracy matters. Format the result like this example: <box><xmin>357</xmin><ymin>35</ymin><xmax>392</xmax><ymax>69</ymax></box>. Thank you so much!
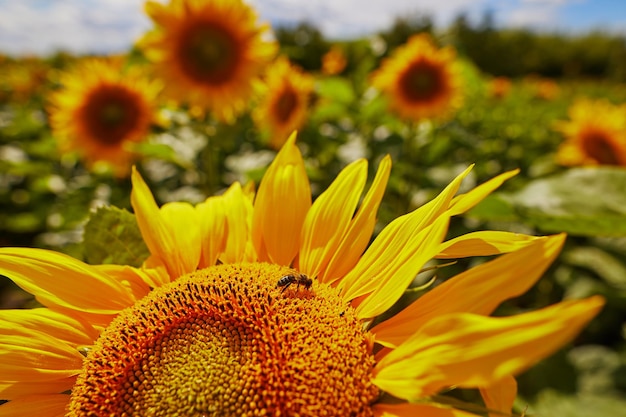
<box><xmin>555</xmin><ymin>98</ymin><xmax>626</xmax><ymax>166</ymax></box>
<box><xmin>48</xmin><ymin>59</ymin><xmax>160</xmax><ymax>176</ymax></box>
<box><xmin>0</xmin><ymin>133</ymin><xmax>603</xmax><ymax>416</ymax></box>
<box><xmin>139</xmin><ymin>0</ymin><xmax>277</xmax><ymax>122</ymax></box>
<box><xmin>370</xmin><ymin>33</ymin><xmax>463</xmax><ymax>122</ymax></box>
<box><xmin>253</xmin><ymin>57</ymin><xmax>315</xmax><ymax>149</ymax></box>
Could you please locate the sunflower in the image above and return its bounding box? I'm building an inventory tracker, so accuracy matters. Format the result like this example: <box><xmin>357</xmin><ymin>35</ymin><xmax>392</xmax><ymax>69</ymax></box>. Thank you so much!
<box><xmin>139</xmin><ymin>0</ymin><xmax>277</xmax><ymax>122</ymax></box>
<box><xmin>0</xmin><ymin>132</ymin><xmax>603</xmax><ymax>416</ymax></box>
<box><xmin>488</xmin><ymin>76</ymin><xmax>512</xmax><ymax>100</ymax></box>
<box><xmin>252</xmin><ymin>57</ymin><xmax>315</xmax><ymax>149</ymax></box>
<box><xmin>48</xmin><ymin>59</ymin><xmax>160</xmax><ymax>176</ymax></box>
<box><xmin>370</xmin><ymin>33</ymin><xmax>463</xmax><ymax>121</ymax></box>
<box><xmin>322</xmin><ymin>45</ymin><xmax>347</xmax><ymax>75</ymax></box>
<box><xmin>555</xmin><ymin>98</ymin><xmax>626</xmax><ymax>166</ymax></box>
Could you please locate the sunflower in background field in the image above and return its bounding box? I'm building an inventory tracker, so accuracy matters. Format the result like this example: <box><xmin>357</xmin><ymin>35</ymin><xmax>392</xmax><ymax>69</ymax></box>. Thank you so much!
<box><xmin>48</xmin><ymin>59</ymin><xmax>161</xmax><ymax>176</ymax></box>
<box><xmin>370</xmin><ymin>33</ymin><xmax>463</xmax><ymax>122</ymax></box>
<box><xmin>139</xmin><ymin>0</ymin><xmax>277</xmax><ymax>122</ymax></box>
<box><xmin>322</xmin><ymin>45</ymin><xmax>347</xmax><ymax>75</ymax></box>
<box><xmin>253</xmin><ymin>57</ymin><xmax>315</xmax><ymax>149</ymax></box>
<box><xmin>0</xmin><ymin>133</ymin><xmax>604</xmax><ymax>416</ymax></box>
<box><xmin>555</xmin><ymin>98</ymin><xmax>626</xmax><ymax>166</ymax></box>
<box><xmin>488</xmin><ymin>76</ymin><xmax>512</xmax><ymax>100</ymax></box>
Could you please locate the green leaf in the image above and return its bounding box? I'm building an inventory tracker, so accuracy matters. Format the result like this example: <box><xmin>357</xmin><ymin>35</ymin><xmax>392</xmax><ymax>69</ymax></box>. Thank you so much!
<box><xmin>470</xmin><ymin>168</ymin><xmax>626</xmax><ymax>236</ymax></box>
<box><xmin>525</xmin><ymin>390</ymin><xmax>626</xmax><ymax>417</ymax></box>
<box><xmin>83</xmin><ymin>206</ymin><xmax>149</xmax><ymax>267</ymax></box>
<box><xmin>316</xmin><ymin>76</ymin><xmax>355</xmax><ymax>103</ymax></box>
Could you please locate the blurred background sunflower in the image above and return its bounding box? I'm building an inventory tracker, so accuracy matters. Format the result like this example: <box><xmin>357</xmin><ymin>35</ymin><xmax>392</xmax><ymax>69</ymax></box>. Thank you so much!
<box><xmin>48</xmin><ymin>58</ymin><xmax>161</xmax><ymax>176</ymax></box>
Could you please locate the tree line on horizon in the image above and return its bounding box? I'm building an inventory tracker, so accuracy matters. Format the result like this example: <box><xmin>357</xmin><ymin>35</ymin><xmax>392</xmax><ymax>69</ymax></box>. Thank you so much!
<box><xmin>276</xmin><ymin>10</ymin><xmax>626</xmax><ymax>82</ymax></box>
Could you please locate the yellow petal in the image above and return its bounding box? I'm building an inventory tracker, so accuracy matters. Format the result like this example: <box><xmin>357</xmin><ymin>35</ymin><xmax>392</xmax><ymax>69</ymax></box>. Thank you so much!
<box><xmin>0</xmin><ymin>333</ymin><xmax>83</xmax><ymax>381</ymax></box>
<box><xmin>298</xmin><ymin>159</ymin><xmax>368</xmax><ymax>278</ymax></box>
<box><xmin>0</xmin><ymin>308</ymin><xmax>99</xmax><ymax>346</ymax></box>
<box><xmin>447</xmin><ymin>169</ymin><xmax>519</xmax><ymax>216</ymax></box>
<box><xmin>0</xmin><ymin>394</ymin><xmax>69</xmax><ymax>416</ymax></box>
<box><xmin>372</xmin><ymin>296</ymin><xmax>605</xmax><ymax>401</ymax></box>
<box><xmin>372</xmin><ymin>234</ymin><xmax>566</xmax><ymax>348</ymax></box>
<box><xmin>196</xmin><ymin>195</ymin><xmax>227</xmax><ymax>268</ymax></box>
<box><xmin>322</xmin><ymin>155</ymin><xmax>392</xmax><ymax>284</ymax></box>
<box><xmin>436</xmin><ymin>231</ymin><xmax>544</xmax><ymax>259</ymax></box>
<box><xmin>354</xmin><ymin>215</ymin><xmax>450</xmax><ymax>320</ymax></box>
<box><xmin>131</xmin><ymin>167</ymin><xmax>201</xmax><ymax>279</ymax></box>
<box><xmin>339</xmin><ymin>165</ymin><xmax>473</xmax><ymax>300</ymax></box>
<box><xmin>0</xmin><ymin>248</ymin><xmax>136</xmax><ymax>313</ymax></box>
<box><xmin>252</xmin><ymin>131</ymin><xmax>311</xmax><ymax>266</ymax></box>
<box><xmin>0</xmin><ymin>378</ymin><xmax>75</xmax><ymax>399</ymax></box>
<box><xmin>220</xmin><ymin>182</ymin><xmax>257</xmax><ymax>264</ymax></box>
<box><xmin>373</xmin><ymin>403</ymin><xmax>480</xmax><ymax>417</ymax></box>
<box><xmin>479</xmin><ymin>375</ymin><xmax>518</xmax><ymax>417</ymax></box>
<box><xmin>94</xmin><ymin>264</ymin><xmax>152</xmax><ymax>300</ymax></box>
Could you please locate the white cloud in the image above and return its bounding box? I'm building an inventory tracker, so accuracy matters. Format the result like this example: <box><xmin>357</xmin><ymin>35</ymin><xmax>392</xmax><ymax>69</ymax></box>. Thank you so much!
<box><xmin>0</xmin><ymin>0</ymin><xmax>150</xmax><ymax>55</ymax></box>
<box><xmin>0</xmin><ymin>0</ymin><xmax>614</xmax><ymax>56</ymax></box>
<box><xmin>251</xmin><ymin>0</ymin><xmax>488</xmax><ymax>39</ymax></box>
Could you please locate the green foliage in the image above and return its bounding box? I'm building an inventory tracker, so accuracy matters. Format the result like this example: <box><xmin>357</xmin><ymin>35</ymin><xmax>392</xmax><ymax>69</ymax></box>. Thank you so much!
<box><xmin>82</xmin><ymin>206</ymin><xmax>149</xmax><ymax>267</ymax></box>
<box><xmin>471</xmin><ymin>168</ymin><xmax>626</xmax><ymax>237</ymax></box>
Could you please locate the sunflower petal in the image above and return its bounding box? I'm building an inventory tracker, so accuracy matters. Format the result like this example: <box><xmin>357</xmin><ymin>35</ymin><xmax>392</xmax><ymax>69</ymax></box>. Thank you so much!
<box><xmin>298</xmin><ymin>159</ymin><xmax>368</xmax><ymax>278</ymax></box>
<box><xmin>373</xmin><ymin>403</ymin><xmax>480</xmax><ymax>417</ymax></box>
<box><xmin>480</xmin><ymin>375</ymin><xmax>518</xmax><ymax>417</ymax></box>
<box><xmin>436</xmin><ymin>231</ymin><xmax>544</xmax><ymax>258</ymax></box>
<box><xmin>0</xmin><ymin>378</ymin><xmax>75</xmax><ymax>399</ymax></box>
<box><xmin>131</xmin><ymin>167</ymin><xmax>201</xmax><ymax>279</ymax></box>
<box><xmin>0</xmin><ymin>308</ymin><xmax>99</xmax><ymax>346</ymax></box>
<box><xmin>372</xmin><ymin>296</ymin><xmax>605</xmax><ymax>401</ymax></box>
<box><xmin>0</xmin><ymin>394</ymin><xmax>69</xmax><ymax>416</ymax></box>
<box><xmin>196</xmin><ymin>195</ymin><xmax>227</xmax><ymax>268</ymax></box>
<box><xmin>371</xmin><ymin>234</ymin><xmax>567</xmax><ymax>348</ymax></box>
<box><xmin>252</xmin><ymin>132</ymin><xmax>311</xmax><ymax>266</ymax></box>
<box><xmin>355</xmin><ymin>214</ymin><xmax>450</xmax><ymax>320</ymax></box>
<box><xmin>447</xmin><ymin>169</ymin><xmax>519</xmax><ymax>216</ymax></box>
<box><xmin>339</xmin><ymin>165</ymin><xmax>472</xmax><ymax>300</ymax></box>
<box><xmin>322</xmin><ymin>155</ymin><xmax>391</xmax><ymax>284</ymax></box>
<box><xmin>0</xmin><ymin>333</ymin><xmax>83</xmax><ymax>381</ymax></box>
<box><xmin>220</xmin><ymin>182</ymin><xmax>257</xmax><ymax>264</ymax></box>
<box><xmin>0</xmin><ymin>248</ymin><xmax>136</xmax><ymax>313</ymax></box>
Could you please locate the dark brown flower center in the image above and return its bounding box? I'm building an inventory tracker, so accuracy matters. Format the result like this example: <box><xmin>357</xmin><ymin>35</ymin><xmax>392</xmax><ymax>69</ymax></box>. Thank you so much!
<box><xmin>177</xmin><ymin>21</ymin><xmax>241</xmax><ymax>85</ymax></box>
<box><xmin>80</xmin><ymin>85</ymin><xmax>143</xmax><ymax>145</ymax></box>
<box><xmin>273</xmin><ymin>87</ymin><xmax>299</xmax><ymax>123</ymax></box>
<box><xmin>399</xmin><ymin>59</ymin><xmax>445</xmax><ymax>102</ymax></box>
<box><xmin>581</xmin><ymin>129</ymin><xmax>622</xmax><ymax>165</ymax></box>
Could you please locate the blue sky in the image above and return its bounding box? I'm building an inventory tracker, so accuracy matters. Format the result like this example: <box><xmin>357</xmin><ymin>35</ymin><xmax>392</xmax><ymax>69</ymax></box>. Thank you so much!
<box><xmin>0</xmin><ymin>0</ymin><xmax>625</xmax><ymax>56</ymax></box>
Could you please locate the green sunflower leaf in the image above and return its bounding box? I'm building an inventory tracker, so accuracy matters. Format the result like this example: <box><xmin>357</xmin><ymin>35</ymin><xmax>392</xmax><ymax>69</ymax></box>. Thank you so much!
<box><xmin>470</xmin><ymin>167</ymin><xmax>626</xmax><ymax>237</ymax></box>
<box><xmin>83</xmin><ymin>206</ymin><xmax>149</xmax><ymax>267</ymax></box>
<box><xmin>316</xmin><ymin>76</ymin><xmax>355</xmax><ymax>103</ymax></box>
<box><xmin>525</xmin><ymin>390</ymin><xmax>626</xmax><ymax>417</ymax></box>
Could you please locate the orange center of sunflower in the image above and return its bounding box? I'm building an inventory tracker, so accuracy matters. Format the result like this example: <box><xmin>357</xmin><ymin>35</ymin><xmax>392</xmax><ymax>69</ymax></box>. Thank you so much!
<box><xmin>177</xmin><ymin>21</ymin><xmax>240</xmax><ymax>85</ymax></box>
<box><xmin>68</xmin><ymin>263</ymin><xmax>379</xmax><ymax>416</ymax></box>
<box><xmin>581</xmin><ymin>129</ymin><xmax>621</xmax><ymax>165</ymax></box>
<box><xmin>80</xmin><ymin>85</ymin><xmax>143</xmax><ymax>145</ymax></box>
<box><xmin>273</xmin><ymin>87</ymin><xmax>299</xmax><ymax>123</ymax></box>
<box><xmin>399</xmin><ymin>59</ymin><xmax>445</xmax><ymax>102</ymax></box>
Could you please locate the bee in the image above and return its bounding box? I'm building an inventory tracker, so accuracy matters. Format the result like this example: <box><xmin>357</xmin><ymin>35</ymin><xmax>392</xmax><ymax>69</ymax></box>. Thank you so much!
<box><xmin>276</xmin><ymin>273</ymin><xmax>312</xmax><ymax>293</ymax></box>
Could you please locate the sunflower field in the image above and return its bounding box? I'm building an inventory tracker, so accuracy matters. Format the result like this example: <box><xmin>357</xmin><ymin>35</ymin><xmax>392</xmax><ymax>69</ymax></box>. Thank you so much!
<box><xmin>2</xmin><ymin>1</ymin><xmax>626</xmax><ymax>416</ymax></box>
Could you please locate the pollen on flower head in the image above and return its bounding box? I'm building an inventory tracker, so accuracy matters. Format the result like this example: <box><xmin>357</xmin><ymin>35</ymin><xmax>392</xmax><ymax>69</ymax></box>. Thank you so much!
<box><xmin>68</xmin><ymin>263</ymin><xmax>379</xmax><ymax>416</ymax></box>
